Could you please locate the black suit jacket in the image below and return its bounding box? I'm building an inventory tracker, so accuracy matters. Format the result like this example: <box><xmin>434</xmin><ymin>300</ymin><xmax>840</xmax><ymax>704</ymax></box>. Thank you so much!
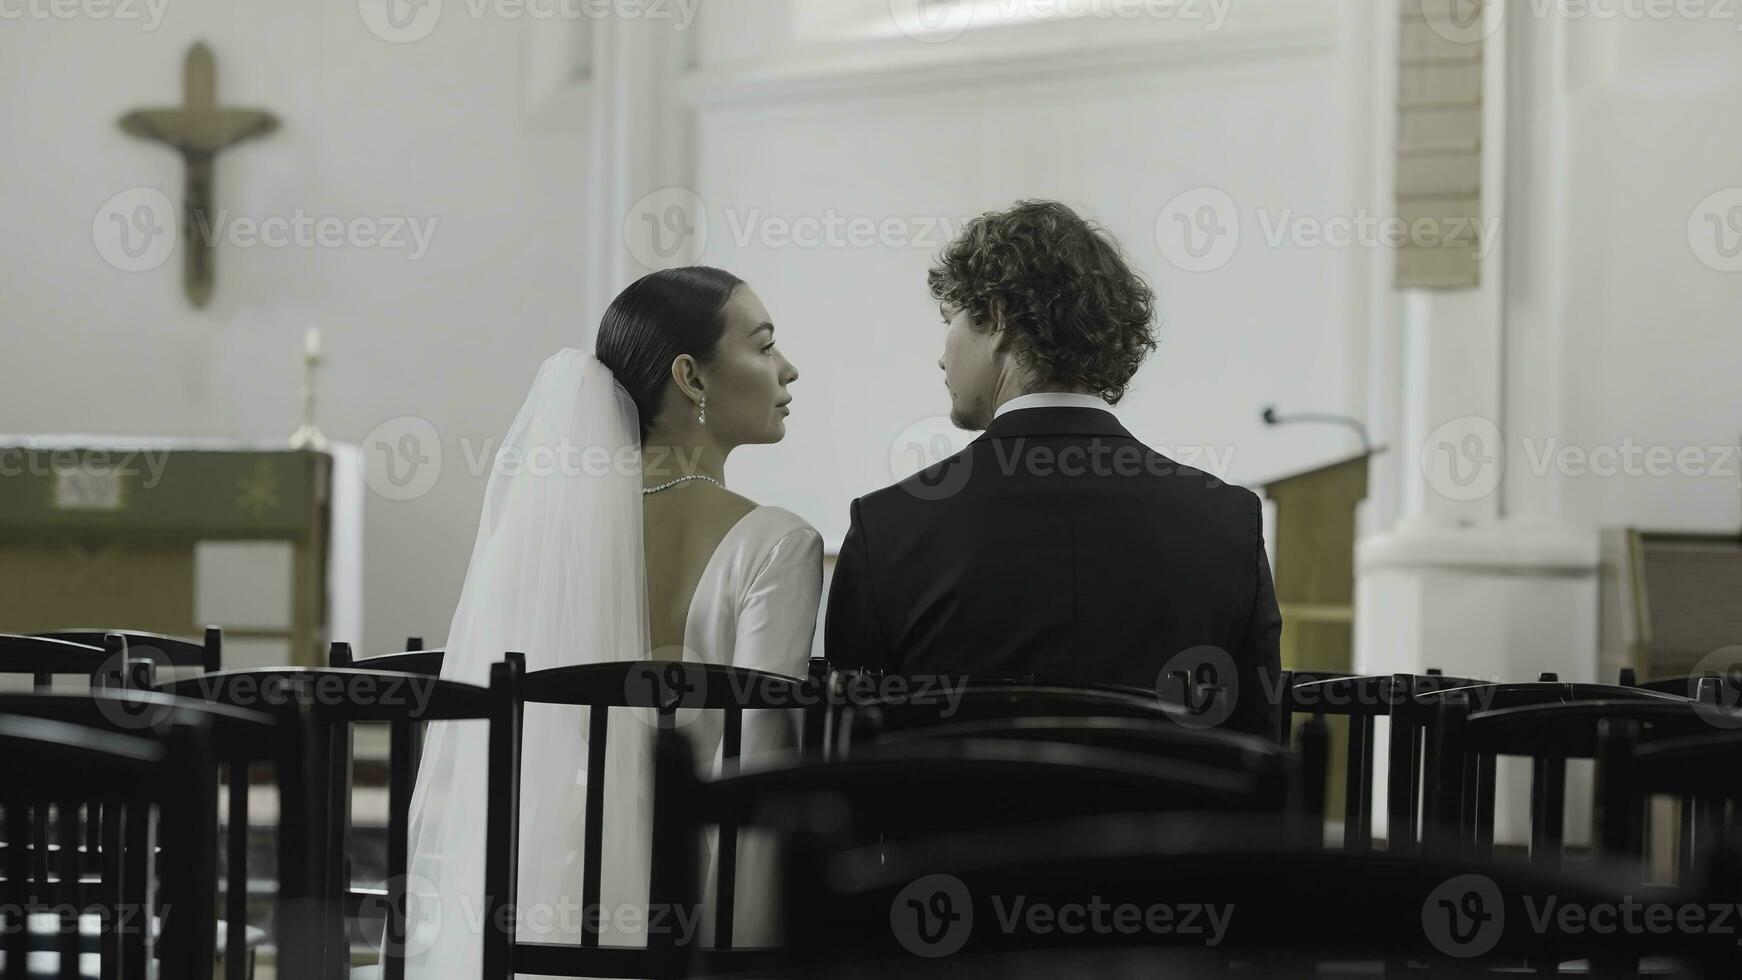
<box><xmin>825</xmin><ymin>406</ymin><xmax>1283</xmax><ymax>739</ymax></box>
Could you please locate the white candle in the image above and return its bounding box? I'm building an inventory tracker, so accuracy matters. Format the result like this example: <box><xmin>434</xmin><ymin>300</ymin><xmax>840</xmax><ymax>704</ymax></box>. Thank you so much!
<box><xmin>305</xmin><ymin>326</ymin><xmax>322</xmax><ymax>359</ymax></box>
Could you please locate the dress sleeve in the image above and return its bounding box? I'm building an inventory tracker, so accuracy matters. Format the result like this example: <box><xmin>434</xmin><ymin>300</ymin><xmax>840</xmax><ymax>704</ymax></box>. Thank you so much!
<box><xmin>733</xmin><ymin>525</ymin><xmax>825</xmax><ymax>756</ymax></box>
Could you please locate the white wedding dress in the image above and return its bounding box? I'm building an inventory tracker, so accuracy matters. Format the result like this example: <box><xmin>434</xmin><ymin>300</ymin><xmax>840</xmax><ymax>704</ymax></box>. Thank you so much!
<box><xmin>395</xmin><ymin>350</ymin><xmax>823</xmax><ymax>980</ymax></box>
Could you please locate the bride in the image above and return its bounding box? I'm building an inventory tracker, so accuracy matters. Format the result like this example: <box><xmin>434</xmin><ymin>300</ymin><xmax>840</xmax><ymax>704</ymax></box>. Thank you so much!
<box><xmin>397</xmin><ymin>267</ymin><xmax>822</xmax><ymax>978</ymax></box>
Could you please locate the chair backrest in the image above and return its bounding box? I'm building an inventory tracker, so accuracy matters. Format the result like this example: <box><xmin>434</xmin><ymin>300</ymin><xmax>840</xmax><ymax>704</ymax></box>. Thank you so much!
<box><xmin>0</xmin><ymin>689</ymin><xmax>297</xmax><ymax>980</ymax></box>
<box><xmin>333</xmin><ymin>645</ymin><xmax>445</xmax><ymax>677</ymax></box>
<box><xmin>644</xmin><ymin>725</ymin><xmax>1292</xmax><ymax>975</ymax></box>
<box><xmin>1425</xmin><ymin>696</ymin><xmax>1726</xmax><ymax>870</ymax></box>
<box><xmin>1275</xmin><ymin>669</ymin><xmax>1356</xmax><ymax>744</ymax></box>
<box><xmin>1282</xmin><ymin>672</ymin><xmax>1487</xmax><ymax>852</ymax></box>
<box><xmin>0</xmin><ymin>633</ymin><xmax>131</xmax><ymax>692</ymax></box>
<box><xmin>0</xmin><ymin>713</ymin><xmax>216</xmax><ymax>980</ymax></box>
<box><xmin>1635</xmin><ymin>669</ymin><xmax>1742</xmax><ymax>703</ymax></box>
<box><xmin>835</xmin><ymin>681</ymin><xmax>1188</xmax><ymax>755</ymax></box>
<box><xmin>1597</xmin><ymin>720</ymin><xmax>1742</xmax><ymax>881</ymax></box>
<box><xmin>1394</xmin><ymin>681</ymin><xmax>1687</xmax><ymax>856</ymax></box>
<box><xmin>34</xmin><ymin>627</ymin><xmax>222</xmax><ymax>674</ymax></box>
<box><xmin>476</xmin><ymin>660</ymin><xmax>824</xmax><ymax>977</ymax></box>
<box><xmin>1415</xmin><ymin>680</ymin><xmax>1688</xmax><ymax>712</ymax></box>
<box><xmin>159</xmin><ymin>663</ymin><xmax>522</xmax><ymax>980</ymax></box>
<box><xmin>876</xmin><ymin>716</ymin><xmax>1294</xmax><ymax>808</ymax></box>
<box><xmin>779</xmin><ymin>815</ymin><xmax>1728</xmax><ymax>974</ymax></box>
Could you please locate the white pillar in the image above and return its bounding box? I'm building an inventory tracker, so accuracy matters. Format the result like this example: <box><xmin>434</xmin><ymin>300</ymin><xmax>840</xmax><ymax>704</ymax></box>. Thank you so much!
<box><xmin>583</xmin><ymin>13</ymin><xmax>697</xmax><ymax>332</ymax></box>
<box><xmin>1357</xmin><ymin>1</ymin><xmax>1599</xmax><ymax>846</ymax></box>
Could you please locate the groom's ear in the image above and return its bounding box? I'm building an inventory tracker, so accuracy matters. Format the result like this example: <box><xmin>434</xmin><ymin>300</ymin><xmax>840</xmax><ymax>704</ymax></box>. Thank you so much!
<box><xmin>987</xmin><ymin>316</ymin><xmax>1017</xmax><ymax>354</ymax></box>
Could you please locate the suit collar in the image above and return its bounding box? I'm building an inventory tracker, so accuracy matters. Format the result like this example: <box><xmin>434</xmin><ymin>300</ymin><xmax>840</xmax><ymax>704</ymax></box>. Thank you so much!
<box><xmin>974</xmin><ymin>406</ymin><xmax>1136</xmax><ymax>442</ymax></box>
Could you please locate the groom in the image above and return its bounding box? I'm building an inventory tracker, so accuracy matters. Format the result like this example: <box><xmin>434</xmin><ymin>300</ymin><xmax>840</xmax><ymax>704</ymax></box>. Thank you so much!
<box><xmin>825</xmin><ymin>200</ymin><xmax>1283</xmax><ymax>739</ymax></box>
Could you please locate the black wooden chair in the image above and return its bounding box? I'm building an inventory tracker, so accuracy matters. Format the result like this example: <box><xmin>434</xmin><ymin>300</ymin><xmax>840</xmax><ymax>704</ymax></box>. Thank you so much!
<box><xmin>34</xmin><ymin>629</ymin><xmax>222</xmax><ymax>679</ymax></box>
<box><xmin>159</xmin><ymin>660</ymin><xmax>523</xmax><ymax>980</ymax></box>
<box><xmin>1396</xmin><ymin>679</ymin><xmax>1687</xmax><ymax>853</ymax></box>
<box><xmin>323</xmin><ymin>641</ymin><xmax>448</xmax><ymax>954</ymax></box>
<box><xmin>330</xmin><ymin>643</ymin><xmax>444</xmax><ymax>678</ymax></box>
<box><xmin>1599</xmin><ymin>721</ymin><xmax>1742</xmax><ymax>882</ymax></box>
<box><xmin>327</xmin><ymin>643</ymin><xmax>831</xmax><ymax>972</ymax></box>
<box><xmin>1281</xmin><ymin>671</ymin><xmax>1488</xmax><ymax>852</ymax></box>
<box><xmin>0</xmin><ymin>713</ymin><xmax>216</xmax><ymax>980</ymax></box>
<box><xmin>474</xmin><ymin>660</ymin><xmax>828</xmax><ymax>979</ymax></box>
<box><xmin>0</xmin><ymin>635</ymin><xmax>132</xmax><ymax>693</ymax></box>
<box><xmin>779</xmin><ymin>812</ymin><xmax>1730</xmax><ymax>977</ymax></box>
<box><xmin>830</xmin><ymin>680</ymin><xmax>1188</xmax><ymax>758</ymax></box>
<box><xmin>0</xmin><ymin>688</ymin><xmax>304</xmax><ymax>980</ymax></box>
<box><xmin>644</xmin><ymin>718</ymin><xmax>1306</xmax><ymax>979</ymax></box>
<box><xmin>1424</xmin><ymin>694</ymin><xmax>1723</xmax><ymax>873</ymax></box>
<box><xmin>1634</xmin><ymin>668</ymin><xmax>1742</xmax><ymax>705</ymax></box>
<box><xmin>874</xmin><ymin>716</ymin><xmax>1298</xmax><ymax>810</ymax></box>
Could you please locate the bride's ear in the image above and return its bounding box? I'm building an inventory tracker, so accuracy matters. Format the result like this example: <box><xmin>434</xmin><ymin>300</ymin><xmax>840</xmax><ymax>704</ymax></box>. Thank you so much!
<box><xmin>669</xmin><ymin>354</ymin><xmax>705</xmax><ymax>408</ymax></box>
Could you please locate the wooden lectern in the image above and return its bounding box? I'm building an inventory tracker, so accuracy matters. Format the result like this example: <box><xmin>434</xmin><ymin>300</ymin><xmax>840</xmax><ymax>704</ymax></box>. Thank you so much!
<box><xmin>1260</xmin><ymin>450</ymin><xmax>1380</xmax><ymax>677</ymax></box>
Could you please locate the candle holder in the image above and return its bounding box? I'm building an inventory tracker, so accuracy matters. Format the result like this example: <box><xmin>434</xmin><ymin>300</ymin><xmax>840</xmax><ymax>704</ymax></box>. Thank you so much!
<box><xmin>290</xmin><ymin>326</ymin><xmax>329</xmax><ymax>451</ymax></box>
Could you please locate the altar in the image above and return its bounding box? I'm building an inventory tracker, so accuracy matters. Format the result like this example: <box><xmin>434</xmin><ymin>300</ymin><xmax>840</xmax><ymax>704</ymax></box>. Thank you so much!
<box><xmin>0</xmin><ymin>437</ymin><xmax>362</xmax><ymax>669</ymax></box>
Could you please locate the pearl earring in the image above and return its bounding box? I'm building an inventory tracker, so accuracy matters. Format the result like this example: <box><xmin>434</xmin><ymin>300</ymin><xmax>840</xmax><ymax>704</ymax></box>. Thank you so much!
<box><xmin>697</xmin><ymin>396</ymin><xmax>707</xmax><ymax>426</ymax></box>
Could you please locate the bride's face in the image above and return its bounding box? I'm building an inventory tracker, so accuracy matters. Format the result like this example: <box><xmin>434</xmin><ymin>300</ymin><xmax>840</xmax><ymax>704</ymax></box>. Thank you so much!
<box><xmin>698</xmin><ymin>286</ymin><xmax>798</xmax><ymax>445</ymax></box>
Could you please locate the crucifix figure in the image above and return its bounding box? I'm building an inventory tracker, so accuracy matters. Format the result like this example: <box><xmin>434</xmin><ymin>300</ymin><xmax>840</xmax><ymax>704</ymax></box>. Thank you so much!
<box><xmin>119</xmin><ymin>42</ymin><xmax>279</xmax><ymax>307</ymax></box>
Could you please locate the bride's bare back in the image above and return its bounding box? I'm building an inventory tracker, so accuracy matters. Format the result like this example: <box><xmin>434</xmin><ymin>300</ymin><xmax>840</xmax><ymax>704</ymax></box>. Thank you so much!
<box><xmin>641</xmin><ymin>483</ymin><xmax>760</xmax><ymax>655</ymax></box>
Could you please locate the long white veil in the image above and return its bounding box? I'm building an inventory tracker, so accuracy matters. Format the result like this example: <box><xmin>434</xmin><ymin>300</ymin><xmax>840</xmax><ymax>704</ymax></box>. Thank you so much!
<box><xmin>398</xmin><ymin>348</ymin><xmax>654</xmax><ymax>978</ymax></box>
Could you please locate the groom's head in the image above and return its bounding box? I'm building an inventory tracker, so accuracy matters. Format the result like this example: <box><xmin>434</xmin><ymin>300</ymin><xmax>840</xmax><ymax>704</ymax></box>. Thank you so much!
<box><xmin>929</xmin><ymin>200</ymin><xmax>1157</xmax><ymax>431</ymax></box>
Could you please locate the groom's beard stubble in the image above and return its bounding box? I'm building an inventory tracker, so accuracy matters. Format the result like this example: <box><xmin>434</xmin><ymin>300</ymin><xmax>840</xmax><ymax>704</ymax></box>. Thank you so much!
<box><xmin>950</xmin><ymin>394</ymin><xmax>991</xmax><ymax>432</ymax></box>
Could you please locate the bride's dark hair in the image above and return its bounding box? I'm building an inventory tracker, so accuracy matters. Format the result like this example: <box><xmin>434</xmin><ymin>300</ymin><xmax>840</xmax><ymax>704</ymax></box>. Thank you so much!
<box><xmin>596</xmin><ymin>266</ymin><xmax>744</xmax><ymax>441</ymax></box>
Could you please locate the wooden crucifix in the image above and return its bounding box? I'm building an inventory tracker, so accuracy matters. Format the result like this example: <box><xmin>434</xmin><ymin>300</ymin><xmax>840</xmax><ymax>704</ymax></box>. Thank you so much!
<box><xmin>118</xmin><ymin>42</ymin><xmax>279</xmax><ymax>308</ymax></box>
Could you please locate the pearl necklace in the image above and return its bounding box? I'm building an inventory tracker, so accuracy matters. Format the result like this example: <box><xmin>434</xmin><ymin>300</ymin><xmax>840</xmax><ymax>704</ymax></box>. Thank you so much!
<box><xmin>642</xmin><ymin>474</ymin><xmax>725</xmax><ymax>496</ymax></box>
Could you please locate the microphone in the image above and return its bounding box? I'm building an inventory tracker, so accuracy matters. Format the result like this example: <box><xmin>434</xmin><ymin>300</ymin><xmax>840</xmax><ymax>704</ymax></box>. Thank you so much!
<box><xmin>1261</xmin><ymin>405</ymin><xmax>1373</xmax><ymax>454</ymax></box>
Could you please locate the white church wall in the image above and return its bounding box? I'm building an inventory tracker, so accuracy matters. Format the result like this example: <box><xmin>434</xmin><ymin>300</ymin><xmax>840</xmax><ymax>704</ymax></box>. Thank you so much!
<box><xmin>689</xmin><ymin>0</ymin><xmax>1371</xmax><ymax>554</ymax></box>
<box><xmin>0</xmin><ymin>0</ymin><xmax>596</xmax><ymax>655</ymax></box>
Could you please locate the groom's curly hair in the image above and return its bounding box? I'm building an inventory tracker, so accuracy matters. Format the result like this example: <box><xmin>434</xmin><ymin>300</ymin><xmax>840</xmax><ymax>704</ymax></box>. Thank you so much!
<box><xmin>928</xmin><ymin>200</ymin><xmax>1157</xmax><ymax>405</ymax></box>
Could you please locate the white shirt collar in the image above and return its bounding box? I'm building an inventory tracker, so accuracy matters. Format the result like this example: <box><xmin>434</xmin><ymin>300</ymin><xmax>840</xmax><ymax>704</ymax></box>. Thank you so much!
<box><xmin>993</xmin><ymin>392</ymin><xmax>1114</xmax><ymax>420</ymax></box>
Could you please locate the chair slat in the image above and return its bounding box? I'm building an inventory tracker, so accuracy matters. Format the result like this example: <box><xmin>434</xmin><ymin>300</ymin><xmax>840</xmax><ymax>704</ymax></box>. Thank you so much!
<box><xmin>224</xmin><ymin>764</ymin><xmax>248</xmax><ymax>980</ymax></box>
<box><xmin>4</xmin><ymin>803</ymin><xmax>33</xmax><ymax>979</ymax></box>
<box><xmin>55</xmin><ymin>800</ymin><xmax>79</xmax><ymax>980</ymax></box>
<box><xmin>384</xmin><ymin>719</ymin><xmax>413</xmax><ymax>980</ymax></box>
<box><xmin>715</xmin><ymin>708</ymin><xmax>743</xmax><ymax>949</ymax></box>
<box><xmin>580</xmin><ymin>705</ymin><xmax>608</xmax><ymax>949</ymax></box>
